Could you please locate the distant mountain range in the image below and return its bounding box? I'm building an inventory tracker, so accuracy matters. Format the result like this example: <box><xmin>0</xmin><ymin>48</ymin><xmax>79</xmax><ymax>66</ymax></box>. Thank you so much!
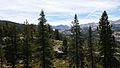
<box><xmin>53</xmin><ymin>19</ymin><xmax>120</xmax><ymax>31</ymax></box>
<box><xmin>52</xmin><ymin>25</ymin><xmax>70</xmax><ymax>30</ymax></box>
<box><xmin>0</xmin><ymin>19</ymin><xmax>120</xmax><ymax>31</ymax></box>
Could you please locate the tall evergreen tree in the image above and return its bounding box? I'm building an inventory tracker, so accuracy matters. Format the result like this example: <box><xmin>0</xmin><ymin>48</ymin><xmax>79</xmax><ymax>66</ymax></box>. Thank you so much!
<box><xmin>69</xmin><ymin>14</ymin><xmax>84</xmax><ymax>68</ymax></box>
<box><xmin>37</xmin><ymin>10</ymin><xmax>53</xmax><ymax>68</ymax></box>
<box><xmin>88</xmin><ymin>26</ymin><xmax>94</xmax><ymax>68</ymax></box>
<box><xmin>22</xmin><ymin>20</ymin><xmax>32</xmax><ymax>68</ymax></box>
<box><xmin>98</xmin><ymin>11</ymin><xmax>117</xmax><ymax>68</ymax></box>
<box><xmin>4</xmin><ymin>23</ymin><xmax>19</xmax><ymax>68</ymax></box>
<box><xmin>0</xmin><ymin>24</ymin><xmax>4</xmax><ymax>68</ymax></box>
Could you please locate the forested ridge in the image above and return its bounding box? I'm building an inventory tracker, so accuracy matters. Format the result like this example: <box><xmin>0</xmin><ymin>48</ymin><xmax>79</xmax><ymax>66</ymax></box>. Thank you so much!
<box><xmin>0</xmin><ymin>10</ymin><xmax>120</xmax><ymax>68</ymax></box>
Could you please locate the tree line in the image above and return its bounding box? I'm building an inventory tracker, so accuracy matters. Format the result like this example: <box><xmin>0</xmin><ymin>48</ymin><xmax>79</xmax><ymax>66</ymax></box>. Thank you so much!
<box><xmin>0</xmin><ymin>10</ymin><xmax>119</xmax><ymax>68</ymax></box>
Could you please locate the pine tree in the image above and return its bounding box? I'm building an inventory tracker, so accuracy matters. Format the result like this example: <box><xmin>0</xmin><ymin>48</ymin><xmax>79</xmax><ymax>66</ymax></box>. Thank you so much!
<box><xmin>46</xmin><ymin>24</ymin><xmax>54</xmax><ymax>39</ymax></box>
<box><xmin>98</xmin><ymin>11</ymin><xmax>117</xmax><ymax>68</ymax></box>
<box><xmin>62</xmin><ymin>37</ymin><xmax>68</xmax><ymax>53</ymax></box>
<box><xmin>54</xmin><ymin>29</ymin><xmax>60</xmax><ymax>40</ymax></box>
<box><xmin>4</xmin><ymin>23</ymin><xmax>19</xmax><ymax>68</ymax></box>
<box><xmin>88</xmin><ymin>26</ymin><xmax>94</xmax><ymax>68</ymax></box>
<box><xmin>69</xmin><ymin>14</ymin><xmax>84</xmax><ymax>68</ymax></box>
<box><xmin>22</xmin><ymin>20</ymin><xmax>32</xmax><ymax>68</ymax></box>
<box><xmin>37</xmin><ymin>10</ymin><xmax>53</xmax><ymax>68</ymax></box>
<box><xmin>0</xmin><ymin>24</ymin><xmax>4</xmax><ymax>68</ymax></box>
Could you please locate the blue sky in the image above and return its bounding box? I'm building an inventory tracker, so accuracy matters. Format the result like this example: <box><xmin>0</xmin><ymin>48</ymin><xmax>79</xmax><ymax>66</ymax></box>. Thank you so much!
<box><xmin>0</xmin><ymin>0</ymin><xmax>120</xmax><ymax>25</ymax></box>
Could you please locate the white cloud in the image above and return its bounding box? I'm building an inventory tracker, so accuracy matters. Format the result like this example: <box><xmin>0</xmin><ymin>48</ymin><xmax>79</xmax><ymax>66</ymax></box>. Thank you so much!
<box><xmin>48</xmin><ymin>20</ymin><xmax>71</xmax><ymax>26</ymax></box>
<box><xmin>0</xmin><ymin>0</ymin><xmax>120</xmax><ymax>25</ymax></box>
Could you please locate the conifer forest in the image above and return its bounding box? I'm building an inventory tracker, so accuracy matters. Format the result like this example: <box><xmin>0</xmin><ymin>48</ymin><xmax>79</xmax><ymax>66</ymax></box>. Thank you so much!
<box><xmin>1</xmin><ymin>0</ymin><xmax>120</xmax><ymax>67</ymax></box>
<box><xmin>0</xmin><ymin>10</ymin><xmax>120</xmax><ymax>68</ymax></box>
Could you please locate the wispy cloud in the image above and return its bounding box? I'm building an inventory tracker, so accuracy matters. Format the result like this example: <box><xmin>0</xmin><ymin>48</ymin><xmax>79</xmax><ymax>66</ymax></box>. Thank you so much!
<box><xmin>0</xmin><ymin>0</ymin><xmax>120</xmax><ymax>25</ymax></box>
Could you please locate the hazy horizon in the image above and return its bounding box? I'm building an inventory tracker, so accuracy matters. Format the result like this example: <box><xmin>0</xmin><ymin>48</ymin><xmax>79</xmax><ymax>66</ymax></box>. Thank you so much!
<box><xmin>0</xmin><ymin>0</ymin><xmax>120</xmax><ymax>25</ymax></box>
